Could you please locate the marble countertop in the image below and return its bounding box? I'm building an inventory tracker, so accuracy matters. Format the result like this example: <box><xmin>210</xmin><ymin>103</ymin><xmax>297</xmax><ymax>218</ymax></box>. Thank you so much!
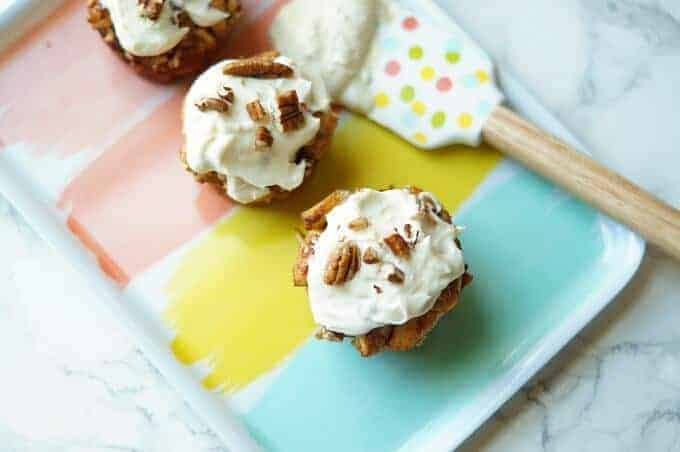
<box><xmin>2</xmin><ymin>0</ymin><xmax>679</xmax><ymax>450</ymax></box>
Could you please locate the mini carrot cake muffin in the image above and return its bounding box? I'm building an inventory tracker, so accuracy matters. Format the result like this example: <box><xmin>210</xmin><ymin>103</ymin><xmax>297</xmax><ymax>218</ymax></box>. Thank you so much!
<box><xmin>181</xmin><ymin>52</ymin><xmax>337</xmax><ymax>204</ymax></box>
<box><xmin>87</xmin><ymin>0</ymin><xmax>241</xmax><ymax>82</ymax></box>
<box><xmin>294</xmin><ymin>187</ymin><xmax>473</xmax><ymax>357</ymax></box>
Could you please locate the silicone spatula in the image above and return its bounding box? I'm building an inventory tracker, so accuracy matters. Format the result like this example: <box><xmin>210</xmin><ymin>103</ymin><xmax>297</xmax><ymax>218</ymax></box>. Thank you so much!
<box><xmin>273</xmin><ymin>0</ymin><xmax>680</xmax><ymax>260</ymax></box>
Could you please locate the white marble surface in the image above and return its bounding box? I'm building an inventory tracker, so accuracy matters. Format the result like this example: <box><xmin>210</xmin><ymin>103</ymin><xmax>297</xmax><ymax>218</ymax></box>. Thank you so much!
<box><xmin>1</xmin><ymin>0</ymin><xmax>679</xmax><ymax>451</ymax></box>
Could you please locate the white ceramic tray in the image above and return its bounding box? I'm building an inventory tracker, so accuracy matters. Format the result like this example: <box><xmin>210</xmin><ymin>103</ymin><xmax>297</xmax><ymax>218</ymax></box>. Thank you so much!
<box><xmin>0</xmin><ymin>1</ymin><xmax>644</xmax><ymax>450</ymax></box>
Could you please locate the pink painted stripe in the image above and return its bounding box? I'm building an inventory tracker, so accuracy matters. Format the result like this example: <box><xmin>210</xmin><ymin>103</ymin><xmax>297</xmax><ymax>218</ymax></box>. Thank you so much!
<box><xmin>3</xmin><ymin>0</ymin><xmax>288</xmax><ymax>284</ymax></box>
<box><xmin>0</xmin><ymin>0</ymin><xmax>167</xmax><ymax>156</ymax></box>
<box><xmin>58</xmin><ymin>94</ymin><xmax>233</xmax><ymax>284</ymax></box>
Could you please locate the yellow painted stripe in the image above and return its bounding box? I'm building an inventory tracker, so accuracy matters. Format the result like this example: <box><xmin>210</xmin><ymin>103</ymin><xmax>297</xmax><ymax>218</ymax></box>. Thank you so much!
<box><xmin>165</xmin><ymin>114</ymin><xmax>501</xmax><ymax>392</ymax></box>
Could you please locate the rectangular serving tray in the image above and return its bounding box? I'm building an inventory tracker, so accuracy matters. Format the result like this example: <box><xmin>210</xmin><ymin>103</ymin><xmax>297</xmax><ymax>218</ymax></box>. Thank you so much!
<box><xmin>0</xmin><ymin>1</ymin><xmax>644</xmax><ymax>450</ymax></box>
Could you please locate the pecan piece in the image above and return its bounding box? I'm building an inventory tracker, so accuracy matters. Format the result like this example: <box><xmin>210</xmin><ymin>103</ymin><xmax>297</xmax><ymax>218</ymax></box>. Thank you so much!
<box><xmin>256</xmin><ymin>50</ymin><xmax>281</xmax><ymax>60</ymax></box>
<box><xmin>301</xmin><ymin>190</ymin><xmax>350</xmax><ymax>231</ymax></box>
<box><xmin>383</xmin><ymin>233</ymin><xmax>410</xmax><ymax>259</ymax></box>
<box><xmin>362</xmin><ymin>247</ymin><xmax>380</xmax><ymax>264</ymax></box>
<box><xmin>217</xmin><ymin>85</ymin><xmax>234</xmax><ymax>103</ymax></box>
<box><xmin>277</xmin><ymin>90</ymin><xmax>305</xmax><ymax>132</ymax></box>
<box><xmin>171</xmin><ymin>9</ymin><xmax>189</xmax><ymax>26</ymax></box>
<box><xmin>387</xmin><ymin>267</ymin><xmax>405</xmax><ymax>284</ymax></box>
<box><xmin>194</xmin><ymin>28</ymin><xmax>217</xmax><ymax>48</ymax></box>
<box><xmin>293</xmin><ymin>232</ymin><xmax>319</xmax><ymax>287</ymax></box>
<box><xmin>354</xmin><ymin>326</ymin><xmax>393</xmax><ymax>357</ymax></box>
<box><xmin>412</xmin><ymin>209</ymin><xmax>437</xmax><ymax>226</ymax></box>
<box><xmin>404</xmin><ymin>223</ymin><xmax>413</xmax><ymax>238</ymax></box>
<box><xmin>438</xmin><ymin>208</ymin><xmax>452</xmax><ymax>224</ymax></box>
<box><xmin>324</xmin><ymin>241</ymin><xmax>360</xmax><ymax>285</ymax></box>
<box><xmin>138</xmin><ymin>0</ymin><xmax>164</xmax><ymax>20</ymax></box>
<box><xmin>246</xmin><ymin>100</ymin><xmax>268</xmax><ymax>121</ymax></box>
<box><xmin>254</xmin><ymin>126</ymin><xmax>273</xmax><ymax>149</ymax></box>
<box><xmin>223</xmin><ymin>54</ymin><xmax>293</xmax><ymax>78</ymax></box>
<box><xmin>348</xmin><ymin>217</ymin><xmax>369</xmax><ymax>231</ymax></box>
<box><xmin>195</xmin><ymin>97</ymin><xmax>230</xmax><ymax>113</ymax></box>
<box><xmin>315</xmin><ymin>326</ymin><xmax>344</xmax><ymax>342</ymax></box>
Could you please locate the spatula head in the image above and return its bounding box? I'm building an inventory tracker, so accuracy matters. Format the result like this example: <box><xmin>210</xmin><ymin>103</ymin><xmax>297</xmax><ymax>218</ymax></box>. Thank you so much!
<box><xmin>272</xmin><ymin>0</ymin><xmax>504</xmax><ymax>149</ymax></box>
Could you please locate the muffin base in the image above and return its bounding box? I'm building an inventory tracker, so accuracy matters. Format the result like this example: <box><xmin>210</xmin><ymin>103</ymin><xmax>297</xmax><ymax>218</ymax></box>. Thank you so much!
<box><xmin>180</xmin><ymin>109</ymin><xmax>338</xmax><ymax>205</ymax></box>
<box><xmin>87</xmin><ymin>0</ymin><xmax>242</xmax><ymax>83</ymax></box>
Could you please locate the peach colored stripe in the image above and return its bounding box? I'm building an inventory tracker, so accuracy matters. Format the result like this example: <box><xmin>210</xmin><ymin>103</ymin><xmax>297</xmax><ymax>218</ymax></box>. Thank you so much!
<box><xmin>58</xmin><ymin>94</ymin><xmax>232</xmax><ymax>285</ymax></box>
<box><xmin>0</xmin><ymin>0</ymin><xmax>167</xmax><ymax>156</ymax></box>
<box><xmin>54</xmin><ymin>1</ymin><xmax>289</xmax><ymax>284</ymax></box>
<box><xmin>3</xmin><ymin>0</ymin><xmax>287</xmax><ymax>284</ymax></box>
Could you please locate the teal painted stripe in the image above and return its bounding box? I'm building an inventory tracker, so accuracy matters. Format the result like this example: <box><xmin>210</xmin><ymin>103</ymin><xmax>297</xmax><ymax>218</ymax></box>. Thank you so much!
<box><xmin>243</xmin><ymin>169</ymin><xmax>605</xmax><ymax>452</ymax></box>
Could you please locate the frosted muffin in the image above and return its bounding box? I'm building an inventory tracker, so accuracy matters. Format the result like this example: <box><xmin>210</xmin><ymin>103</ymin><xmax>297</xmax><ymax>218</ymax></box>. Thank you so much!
<box><xmin>87</xmin><ymin>0</ymin><xmax>241</xmax><ymax>82</ymax></box>
<box><xmin>181</xmin><ymin>52</ymin><xmax>337</xmax><ymax>204</ymax></box>
<box><xmin>294</xmin><ymin>187</ymin><xmax>473</xmax><ymax>356</ymax></box>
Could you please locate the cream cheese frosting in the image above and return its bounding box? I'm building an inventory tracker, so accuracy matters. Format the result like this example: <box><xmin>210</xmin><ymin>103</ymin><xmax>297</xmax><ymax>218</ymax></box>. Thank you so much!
<box><xmin>182</xmin><ymin>57</ymin><xmax>326</xmax><ymax>203</ymax></box>
<box><xmin>271</xmin><ymin>0</ymin><xmax>504</xmax><ymax>147</ymax></box>
<box><xmin>270</xmin><ymin>0</ymin><xmax>378</xmax><ymax>112</ymax></box>
<box><xmin>99</xmin><ymin>0</ymin><xmax>229</xmax><ymax>57</ymax></box>
<box><xmin>306</xmin><ymin>188</ymin><xmax>465</xmax><ymax>336</ymax></box>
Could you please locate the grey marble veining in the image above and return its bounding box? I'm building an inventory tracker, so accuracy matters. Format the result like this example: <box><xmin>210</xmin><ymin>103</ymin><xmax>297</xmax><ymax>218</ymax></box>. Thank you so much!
<box><xmin>1</xmin><ymin>0</ymin><xmax>680</xmax><ymax>451</ymax></box>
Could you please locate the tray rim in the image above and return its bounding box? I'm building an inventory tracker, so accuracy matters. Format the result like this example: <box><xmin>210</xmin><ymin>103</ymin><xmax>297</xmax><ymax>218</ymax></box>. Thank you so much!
<box><xmin>0</xmin><ymin>1</ymin><xmax>646</xmax><ymax>451</ymax></box>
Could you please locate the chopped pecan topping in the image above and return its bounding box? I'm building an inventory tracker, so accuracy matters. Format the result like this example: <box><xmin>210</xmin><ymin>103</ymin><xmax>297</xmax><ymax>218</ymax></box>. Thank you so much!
<box><xmin>246</xmin><ymin>100</ymin><xmax>268</xmax><ymax>121</ymax></box>
<box><xmin>373</xmin><ymin>285</ymin><xmax>383</xmax><ymax>294</ymax></box>
<box><xmin>256</xmin><ymin>50</ymin><xmax>281</xmax><ymax>60</ymax></box>
<box><xmin>383</xmin><ymin>233</ymin><xmax>410</xmax><ymax>259</ymax></box>
<box><xmin>387</xmin><ymin>267</ymin><xmax>405</xmax><ymax>284</ymax></box>
<box><xmin>195</xmin><ymin>97</ymin><xmax>230</xmax><ymax>113</ymax></box>
<box><xmin>438</xmin><ymin>209</ymin><xmax>452</xmax><ymax>223</ymax></box>
<box><xmin>301</xmin><ymin>190</ymin><xmax>349</xmax><ymax>231</ymax></box>
<box><xmin>254</xmin><ymin>126</ymin><xmax>273</xmax><ymax>149</ymax></box>
<box><xmin>138</xmin><ymin>0</ymin><xmax>164</xmax><ymax>20</ymax></box>
<box><xmin>315</xmin><ymin>327</ymin><xmax>344</xmax><ymax>342</ymax></box>
<box><xmin>324</xmin><ymin>241</ymin><xmax>360</xmax><ymax>285</ymax></box>
<box><xmin>462</xmin><ymin>272</ymin><xmax>474</xmax><ymax>288</ymax></box>
<box><xmin>194</xmin><ymin>28</ymin><xmax>217</xmax><ymax>48</ymax></box>
<box><xmin>354</xmin><ymin>326</ymin><xmax>394</xmax><ymax>357</ymax></box>
<box><xmin>412</xmin><ymin>209</ymin><xmax>437</xmax><ymax>226</ymax></box>
<box><xmin>404</xmin><ymin>223</ymin><xmax>413</xmax><ymax>238</ymax></box>
<box><xmin>223</xmin><ymin>53</ymin><xmax>293</xmax><ymax>78</ymax></box>
<box><xmin>348</xmin><ymin>217</ymin><xmax>369</xmax><ymax>231</ymax></box>
<box><xmin>293</xmin><ymin>231</ymin><xmax>318</xmax><ymax>287</ymax></box>
<box><xmin>421</xmin><ymin>195</ymin><xmax>437</xmax><ymax>208</ymax></box>
<box><xmin>171</xmin><ymin>9</ymin><xmax>189</xmax><ymax>26</ymax></box>
<box><xmin>277</xmin><ymin>90</ymin><xmax>305</xmax><ymax>132</ymax></box>
<box><xmin>217</xmin><ymin>85</ymin><xmax>234</xmax><ymax>103</ymax></box>
<box><xmin>362</xmin><ymin>247</ymin><xmax>380</xmax><ymax>264</ymax></box>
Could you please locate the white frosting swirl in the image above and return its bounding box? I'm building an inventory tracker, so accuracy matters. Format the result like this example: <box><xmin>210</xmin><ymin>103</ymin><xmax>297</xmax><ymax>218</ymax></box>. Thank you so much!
<box><xmin>270</xmin><ymin>0</ymin><xmax>378</xmax><ymax>111</ymax></box>
<box><xmin>99</xmin><ymin>0</ymin><xmax>229</xmax><ymax>57</ymax></box>
<box><xmin>307</xmin><ymin>188</ymin><xmax>465</xmax><ymax>336</ymax></box>
<box><xmin>182</xmin><ymin>57</ymin><xmax>326</xmax><ymax>204</ymax></box>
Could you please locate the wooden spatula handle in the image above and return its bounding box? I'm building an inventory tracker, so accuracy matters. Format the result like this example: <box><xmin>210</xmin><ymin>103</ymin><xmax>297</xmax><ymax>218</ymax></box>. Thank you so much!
<box><xmin>482</xmin><ymin>105</ymin><xmax>680</xmax><ymax>260</ymax></box>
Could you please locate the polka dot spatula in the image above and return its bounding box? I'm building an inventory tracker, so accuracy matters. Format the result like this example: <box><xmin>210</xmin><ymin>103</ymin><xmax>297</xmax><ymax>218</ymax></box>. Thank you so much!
<box><xmin>273</xmin><ymin>0</ymin><xmax>680</xmax><ymax>260</ymax></box>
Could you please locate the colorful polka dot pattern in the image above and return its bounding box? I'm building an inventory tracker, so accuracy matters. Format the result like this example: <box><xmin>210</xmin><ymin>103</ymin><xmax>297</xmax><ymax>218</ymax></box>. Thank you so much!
<box><xmin>385</xmin><ymin>60</ymin><xmax>401</xmax><ymax>76</ymax></box>
<box><xmin>400</xmin><ymin>85</ymin><xmax>415</xmax><ymax>102</ymax></box>
<box><xmin>366</xmin><ymin>5</ymin><xmax>504</xmax><ymax>148</ymax></box>
<box><xmin>411</xmin><ymin>101</ymin><xmax>426</xmax><ymax>116</ymax></box>
<box><xmin>374</xmin><ymin>92</ymin><xmax>390</xmax><ymax>108</ymax></box>
<box><xmin>431</xmin><ymin>112</ymin><xmax>446</xmax><ymax>128</ymax></box>
<box><xmin>420</xmin><ymin>66</ymin><xmax>435</xmax><ymax>81</ymax></box>
<box><xmin>408</xmin><ymin>46</ymin><xmax>423</xmax><ymax>60</ymax></box>
<box><xmin>436</xmin><ymin>77</ymin><xmax>452</xmax><ymax>92</ymax></box>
